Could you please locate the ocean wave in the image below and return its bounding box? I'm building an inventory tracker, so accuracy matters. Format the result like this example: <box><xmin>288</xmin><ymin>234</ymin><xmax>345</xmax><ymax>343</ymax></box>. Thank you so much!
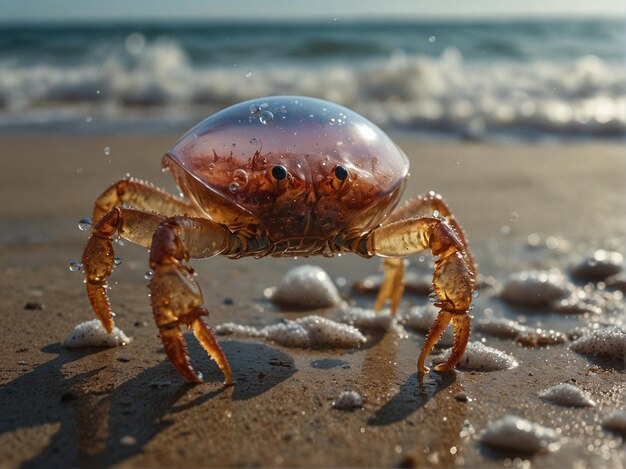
<box><xmin>0</xmin><ymin>39</ymin><xmax>624</xmax><ymax>138</ymax></box>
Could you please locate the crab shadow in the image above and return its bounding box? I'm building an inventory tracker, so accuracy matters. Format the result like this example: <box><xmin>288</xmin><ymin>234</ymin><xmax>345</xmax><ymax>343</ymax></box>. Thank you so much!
<box><xmin>368</xmin><ymin>371</ymin><xmax>457</xmax><ymax>427</ymax></box>
<box><xmin>2</xmin><ymin>339</ymin><xmax>294</xmax><ymax>468</ymax></box>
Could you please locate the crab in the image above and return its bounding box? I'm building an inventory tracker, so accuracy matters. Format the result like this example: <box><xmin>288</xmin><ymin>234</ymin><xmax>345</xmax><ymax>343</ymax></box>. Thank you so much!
<box><xmin>81</xmin><ymin>96</ymin><xmax>476</xmax><ymax>385</ymax></box>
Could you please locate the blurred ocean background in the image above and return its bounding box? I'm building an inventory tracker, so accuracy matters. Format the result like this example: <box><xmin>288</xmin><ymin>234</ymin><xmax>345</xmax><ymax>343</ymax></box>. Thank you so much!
<box><xmin>1</xmin><ymin>19</ymin><xmax>624</xmax><ymax>140</ymax></box>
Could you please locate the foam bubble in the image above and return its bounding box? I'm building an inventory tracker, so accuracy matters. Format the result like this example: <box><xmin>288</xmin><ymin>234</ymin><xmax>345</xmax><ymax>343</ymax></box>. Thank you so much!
<box><xmin>437</xmin><ymin>341</ymin><xmax>518</xmax><ymax>371</ymax></box>
<box><xmin>270</xmin><ymin>265</ymin><xmax>341</xmax><ymax>309</ymax></box>
<box><xmin>333</xmin><ymin>391</ymin><xmax>364</xmax><ymax>410</ymax></box>
<box><xmin>216</xmin><ymin>315</ymin><xmax>366</xmax><ymax>349</ymax></box>
<box><xmin>480</xmin><ymin>415</ymin><xmax>561</xmax><ymax>453</ymax></box>
<box><xmin>64</xmin><ymin>319</ymin><xmax>131</xmax><ymax>348</ymax></box>
<box><xmin>569</xmin><ymin>326</ymin><xmax>625</xmax><ymax>361</ymax></box>
<box><xmin>335</xmin><ymin>306</ymin><xmax>395</xmax><ymax>332</ymax></box>
<box><xmin>538</xmin><ymin>383</ymin><xmax>596</xmax><ymax>407</ymax></box>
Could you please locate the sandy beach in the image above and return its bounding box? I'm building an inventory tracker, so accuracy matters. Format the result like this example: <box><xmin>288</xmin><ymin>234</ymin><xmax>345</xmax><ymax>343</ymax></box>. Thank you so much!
<box><xmin>0</xmin><ymin>134</ymin><xmax>624</xmax><ymax>468</ymax></box>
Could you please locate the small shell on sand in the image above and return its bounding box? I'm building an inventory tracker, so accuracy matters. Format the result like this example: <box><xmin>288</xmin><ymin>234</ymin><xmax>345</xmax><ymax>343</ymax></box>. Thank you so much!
<box><xmin>216</xmin><ymin>315</ymin><xmax>366</xmax><ymax>349</ymax></box>
<box><xmin>603</xmin><ymin>410</ymin><xmax>626</xmax><ymax>435</ymax></box>
<box><xmin>571</xmin><ymin>249</ymin><xmax>623</xmax><ymax>281</ymax></box>
<box><xmin>270</xmin><ymin>265</ymin><xmax>341</xmax><ymax>309</ymax></box>
<box><xmin>569</xmin><ymin>326</ymin><xmax>625</xmax><ymax>361</ymax></box>
<box><xmin>480</xmin><ymin>415</ymin><xmax>561</xmax><ymax>453</ymax></box>
<box><xmin>64</xmin><ymin>319</ymin><xmax>131</xmax><ymax>348</ymax></box>
<box><xmin>499</xmin><ymin>271</ymin><xmax>572</xmax><ymax>306</ymax></box>
<box><xmin>538</xmin><ymin>383</ymin><xmax>596</xmax><ymax>407</ymax></box>
<box><xmin>335</xmin><ymin>306</ymin><xmax>395</xmax><ymax>332</ymax></box>
<box><xmin>401</xmin><ymin>304</ymin><xmax>454</xmax><ymax>347</ymax></box>
<box><xmin>333</xmin><ymin>391</ymin><xmax>364</xmax><ymax>410</ymax></box>
<box><xmin>437</xmin><ymin>341</ymin><xmax>518</xmax><ymax>371</ymax></box>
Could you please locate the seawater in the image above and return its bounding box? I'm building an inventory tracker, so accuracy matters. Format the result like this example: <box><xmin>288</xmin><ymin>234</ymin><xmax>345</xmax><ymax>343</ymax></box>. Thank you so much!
<box><xmin>0</xmin><ymin>19</ymin><xmax>624</xmax><ymax>139</ymax></box>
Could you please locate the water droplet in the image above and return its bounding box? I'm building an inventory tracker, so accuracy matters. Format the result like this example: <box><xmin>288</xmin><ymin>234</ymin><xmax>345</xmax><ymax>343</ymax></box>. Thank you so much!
<box><xmin>103</xmin><ymin>146</ymin><xmax>111</xmax><ymax>156</ymax></box>
<box><xmin>472</xmin><ymin>290</ymin><xmax>480</xmax><ymax>299</ymax></box>
<box><xmin>229</xmin><ymin>181</ymin><xmax>240</xmax><ymax>193</ymax></box>
<box><xmin>208</xmin><ymin>163</ymin><xmax>215</xmax><ymax>172</ymax></box>
<box><xmin>114</xmin><ymin>257</ymin><xmax>122</xmax><ymax>266</ymax></box>
<box><xmin>432</xmin><ymin>210</ymin><xmax>441</xmax><ymax>218</ymax></box>
<box><xmin>232</xmin><ymin>169</ymin><xmax>248</xmax><ymax>187</ymax></box>
<box><xmin>259</xmin><ymin>110</ymin><xmax>274</xmax><ymax>125</ymax></box>
<box><xmin>250</xmin><ymin>137</ymin><xmax>260</xmax><ymax>146</ymax></box>
<box><xmin>428</xmin><ymin>36</ymin><xmax>436</xmax><ymax>43</ymax></box>
<box><xmin>329</xmin><ymin>118</ymin><xmax>336</xmax><ymax>125</ymax></box>
<box><xmin>510</xmin><ymin>211</ymin><xmax>519</xmax><ymax>223</ymax></box>
<box><xmin>68</xmin><ymin>261</ymin><xmax>83</xmax><ymax>272</ymax></box>
<box><xmin>144</xmin><ymin>270</ymin><xmax>154</xmax><ymax>280</ymax></box>
<box><xmin>250</xmin><ymin>104</ymin><xmax>261</xmax><ymax>115</ymax></box>
<box><xmin>428</xmin><ymin>292</ymin><xmax>439</xmax><ymax>303</ymax></box>
<box><xmin>527</xmin><ymin>233</ymin><xmax>540</xmax><ymax>247</ymax></box>
<box><xmin>245</xmin><ymin>70</ymin><xmax>253</xmax><ymax>78</ymax></box>
<box><xmin>78</xmin><ymin>218</ymin><xmax>92</xmax><ymax>231</ymax></box>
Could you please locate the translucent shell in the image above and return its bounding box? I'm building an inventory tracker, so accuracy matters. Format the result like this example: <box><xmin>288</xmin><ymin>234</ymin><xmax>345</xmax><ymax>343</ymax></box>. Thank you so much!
<box><xmin>164</xmin><ymin>96</ymin><xmax>409</xmax><ymax>242</ymax></box>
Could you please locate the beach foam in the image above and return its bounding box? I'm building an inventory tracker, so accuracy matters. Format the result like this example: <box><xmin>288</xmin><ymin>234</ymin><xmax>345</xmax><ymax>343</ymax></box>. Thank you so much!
<box><xmin>64</xmin><ymin>319</ymin><xmax>131</xmax><ymax>348</ymax></box>
<box><xmin>437</xmin><ymin>341</ymin><xmax>518</xmax><ymax>371</ymax></box>
<box><xmin>215</xmin><ymin>315</ymin><xmax>366</xmax><ymax>349</ymax></box>
<box><xmin>538</xmin><ymin>383</ymin><xmax>596</xmax><ymax>407</ymax></box>
<box><xmin>569</xmin><ymin>326</ymin><xmax>625</xmax><ymax>361</ymax></box>
<box><xmin>480</xmin><ymin>415</ymin><xmax>561</xmax><ymax>453</ymax></box>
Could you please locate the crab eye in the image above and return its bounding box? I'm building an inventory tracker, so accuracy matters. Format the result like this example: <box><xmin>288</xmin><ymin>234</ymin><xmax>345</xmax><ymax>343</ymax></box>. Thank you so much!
<box><xmin>271</xmin><ymin>165</ymin><xmax>288</xmax><ymax>180</ymax></box>
<box><xmin>334</xmin><ymin>165</ymin><xmax>348</xmax><ymax>181</ymax></box>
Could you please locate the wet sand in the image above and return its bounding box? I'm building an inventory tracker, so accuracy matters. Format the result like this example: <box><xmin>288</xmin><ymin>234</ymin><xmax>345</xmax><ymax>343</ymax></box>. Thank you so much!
<box><xmin>0</xmin><ymin>134</ymin><xmax>624</xmax><ymax>468</ymax></box>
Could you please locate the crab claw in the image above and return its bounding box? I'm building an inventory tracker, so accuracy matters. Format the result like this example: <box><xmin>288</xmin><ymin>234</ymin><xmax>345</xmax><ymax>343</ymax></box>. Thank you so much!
<box><xmin>159</xmin><ymin>310</ymin><xmax>232</xmax><ymax>385</ymax></box>
<box><xmin>150</xmin><ymin>242</ymin><xmax>232</xmax><ymax>385</ymax></box>
<box><xmin>417</xmin><ymin>311</ymin><xmax>471</xmax><ymax>373</ymax></box>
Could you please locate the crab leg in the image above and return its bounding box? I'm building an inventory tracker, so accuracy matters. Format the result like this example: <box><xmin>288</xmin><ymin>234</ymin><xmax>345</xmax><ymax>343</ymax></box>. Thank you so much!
<box><xmin>92</xmin><ymin>177</ymin><xmax>196</xmax><ymax>224</ymax></box>
<box><xmin>149</xmin><ymin>216</ymin><xmax>235</xmax><ymax>384</ymax></box>
<box><xmin>83</xmin><ymin>207</ymin><xmax>165</xmax><ymax>332</ymax></box>
<box><xmin>373</xmin><ymin>193</ymin><xmax>476</xmax><ymax>314</ymax></box>
<box><xmin>366</xmin><ymin>215</ymin><xmax>475</xmax><ymax>373</ymax></box>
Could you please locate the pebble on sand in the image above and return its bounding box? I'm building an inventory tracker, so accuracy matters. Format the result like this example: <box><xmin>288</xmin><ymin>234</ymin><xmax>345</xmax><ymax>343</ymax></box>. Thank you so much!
<box><xmin>499</xmin><ymin>271</ymin><xmax>571</xmax><ymax>306</ymax></box>
<box><xmin>603</xmin><ymin>410</ymin><xmax>626</xmax><ymax>435</ymax></box>
<box><xmin>480</xmin><ymin>415</ymin><xmax>561</xmax><ymax>453</ymax></box>
<box><xmin>538</xmin><ymin>383</ymin><xmax>596</xmax><ymax>407</ymax></box>
<box><xmin>570</xmin><ymin>249</ymin><xmax>623</xmax><ymax>281</ymax></box>
<box><xmin>270</xmin><ymin>265</ymin><xmax>341</xmax><ymax>309</ymax></box>
<box><xmin>64</xmin><ymin>319</ymin><xmax>131</xmax><ymax>348</ymax></box>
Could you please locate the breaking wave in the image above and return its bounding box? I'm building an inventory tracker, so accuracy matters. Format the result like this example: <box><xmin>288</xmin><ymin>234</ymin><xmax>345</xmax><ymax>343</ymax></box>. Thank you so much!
<box><xmin>1</xmin><ymin>37</ymin><xmax>624</xmax><ymax>138</ymax></box>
